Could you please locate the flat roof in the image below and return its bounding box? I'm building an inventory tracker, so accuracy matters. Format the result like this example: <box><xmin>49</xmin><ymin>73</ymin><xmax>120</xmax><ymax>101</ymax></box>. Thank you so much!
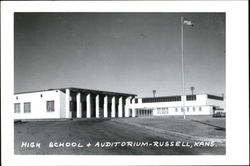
<box><xmin>14</xmin><ymin>87</ymin><xmax>137</xmax><ymax>97</ymax></box>
<box><xmin>138</xmin><ymin>94</ymin><xmax>224</xmax><ymax>100</ymax></box>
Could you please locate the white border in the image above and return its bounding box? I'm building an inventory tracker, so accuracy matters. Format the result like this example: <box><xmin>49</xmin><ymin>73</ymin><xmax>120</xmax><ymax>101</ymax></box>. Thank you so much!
<box><xmin>1</xmin><ymin>1</ymin><xmax>249</xmax><ymax>165</ymax></box>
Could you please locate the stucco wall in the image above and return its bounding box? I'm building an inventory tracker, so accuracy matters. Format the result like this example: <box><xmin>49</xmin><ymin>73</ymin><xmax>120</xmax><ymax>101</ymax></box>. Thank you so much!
<box><xmin>59</xmin><ymin>90</ymin><xmax>66</xmax><ymax>118</ymax></box>
<box><xmin>14</xmin><ymin>90</ymin><xmax>61</xmax><ymax>119</ymax></box>
<box><xmin>185</xmin><ymin>94</ymin><xmax>207</xmax><ymax>106</ymax></box>
<box><xmin>131</xmin><ymin>94</ymin><xmax>214</xmax><ymax>116</ymax></box>
<box><xmin>206</xmin><ymin>98</ymin><xmax>225</xmax><ymax>110</ymax></box>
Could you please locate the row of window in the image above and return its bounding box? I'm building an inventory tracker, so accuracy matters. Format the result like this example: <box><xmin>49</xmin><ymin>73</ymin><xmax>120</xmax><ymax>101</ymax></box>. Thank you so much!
<box><xmin>156</xmin><ymin>106</ymin><xmax>203</xmax><ymax>114</ymax></box>
<box><xmin>175</xmin><ymin>107</ymin><xmax>202</xmax><ymax>112</ymax></box>
<box><xmin>157</xmin><ymin>107</ymin><xmax>169</xmax><ymax>114</ymax></box>
<box><xmin>141</xmin><ymin>95</ymin><xmax>199</xmax><ymax>103</ymax></box>
<box><xmin>128</xmin><ymin>95</ymin><xmax>198</xmax><ymax>104</ymax></box>
<box><xmin>207</xmin><ymin>94</ymin><xmax>224</xmax><ymax>101</ymax></box>
<box><xmin>186</xmin><ymin>95</ymin><xmax>197</xmax><ymax>101</ymax></box>
<box><xmin>136</xmin><ymin>109</ymin><xmax>153</xmax><ymax>116</ymax></box>
<box><xmin>142</xmin><ymin>96</ymin><xmax>182</xmax><ymax>103</ymax></box>
<box><xmin>14</xmin><ymin>101</ymin><xmax>55</xmax><ymax>113</ymax></box>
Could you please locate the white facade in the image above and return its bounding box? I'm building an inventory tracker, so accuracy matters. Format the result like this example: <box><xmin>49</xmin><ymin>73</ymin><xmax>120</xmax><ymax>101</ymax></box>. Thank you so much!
<box><xmin>129</xmin><ymin>94</ymin><xmax>225</xmax><ymax>117</ymax></box>
<box><xmin>14</xmin><ymin>88</ymin><xmax>225</xmax><ymax>120</ymax></box>
<box><xmin>14</xmin><ymin>90</ymin><xmax>62</xmax><ymax>119</ymax></box>
<box><xmin>14</xmin><ymin>88</ymin><xmax>135</xmax><ymax>120</ymax></box>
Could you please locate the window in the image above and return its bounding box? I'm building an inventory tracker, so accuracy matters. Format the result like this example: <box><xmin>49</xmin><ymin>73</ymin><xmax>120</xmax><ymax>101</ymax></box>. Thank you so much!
<box><xmin>135</xmin><ymin>98</ymin><xmax>138</xmax><ymax>103</ymax></box>
<box><xmin>157</xmin><ymin>108</ymin><xmax>161</xmax><ymax>114</ymax></box>
<box><xmin>162</xmin><ymin>108</ymin><xmax>166</xmax><ymax>114</ymax></box>
<box><xmin>193</xmin><ymin>107</ymin><xmax>195</xmax><ymax>111</ymax></box>
<box><xmin>47</xmin><ymin>101</ymin><xmax>55</xmax><ymax>112</ymax></box>
<box><xmin>14</xmin><ymin>103</ymin><xmax>21</xmax><ymax>113</ymax></box>
<box><xmin>175</xmin><ymin>108</ymin><xmax>178</xmax><ymax>112</ymax></box>
<box><xmin>199</xmin><ymin>107</ymin><xmax>202</xmax><ymax>111</ymax></box>
<box><xmin>207</xmin><ymin>94</ymin><xmax>223</xmax><ymax>101</ymax></box>
<box><xmin>187</xmin><ymin>107</ymin><xmax>189</xmax><ymax>112</ymax></box>
<box><xmin>186</xmin><ymin>95</ymin><xmax>196</xmax><ymax>101</ymax></box>
<box><xmin>24</xmin><ymin>102</ymin><xmax>31</xmax><ymax>113</ymax></box>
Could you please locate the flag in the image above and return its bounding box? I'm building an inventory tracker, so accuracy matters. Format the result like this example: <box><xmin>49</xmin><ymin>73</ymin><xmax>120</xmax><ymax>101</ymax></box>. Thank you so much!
<box><xmin>183</xmin><ymin>18</ymin><xmax>194</xmax><ymax>26</ymax></box>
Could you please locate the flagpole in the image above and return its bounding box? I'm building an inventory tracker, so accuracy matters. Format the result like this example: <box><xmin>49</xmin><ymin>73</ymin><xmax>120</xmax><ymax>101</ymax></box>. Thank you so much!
<box><xmin>181</xmin><ymin>16</ymin><xmax>186</xmax><ymax>120</ymax></box>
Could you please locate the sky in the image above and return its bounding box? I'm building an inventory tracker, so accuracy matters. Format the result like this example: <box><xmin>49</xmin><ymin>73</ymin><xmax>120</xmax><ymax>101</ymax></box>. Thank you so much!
<box><xmin>14</xmin><ymin>13</ymin><xmax>225</xmax><ymax>97</ymax></box>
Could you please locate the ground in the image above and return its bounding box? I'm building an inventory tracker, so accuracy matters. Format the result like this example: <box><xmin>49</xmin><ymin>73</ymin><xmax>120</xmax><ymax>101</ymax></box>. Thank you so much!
<box><xmin>14</xmin><ymin>116</ymin><xmax>225</xmax><ymax>155</ymax></box>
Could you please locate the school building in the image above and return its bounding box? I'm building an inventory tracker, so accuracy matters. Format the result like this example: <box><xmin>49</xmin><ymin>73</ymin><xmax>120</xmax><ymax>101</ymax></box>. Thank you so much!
<box><xmin>13</xmin><ymin>87</ymin><xmax>225</xmax><ymax>120</ymax></box>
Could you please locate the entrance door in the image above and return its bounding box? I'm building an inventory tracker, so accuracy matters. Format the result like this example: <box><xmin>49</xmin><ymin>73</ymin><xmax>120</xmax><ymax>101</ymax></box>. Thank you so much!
<box><xmin>70</xmin><ymin>101</ymin><xmax>77</xmax><ymax>118</ymax></box>
<box><xmin>129</xmin><ymin>109</ymin><xmax>132</xmax><ymax>117</ymax></box>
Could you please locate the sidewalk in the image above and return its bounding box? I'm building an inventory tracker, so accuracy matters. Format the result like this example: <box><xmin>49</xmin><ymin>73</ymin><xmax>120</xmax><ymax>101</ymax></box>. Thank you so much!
<box><xmin>111</xmin><ymin>116</ymin><xmax>225</xmax><ymax>143</ymax></box>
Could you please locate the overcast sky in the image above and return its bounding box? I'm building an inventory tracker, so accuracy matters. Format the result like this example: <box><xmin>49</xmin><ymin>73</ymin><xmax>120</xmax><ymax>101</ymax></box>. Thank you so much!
<box><xmin>14</xmin><ymin>13</ymin><xmax>225</xmax><ymax>97</ymax></box>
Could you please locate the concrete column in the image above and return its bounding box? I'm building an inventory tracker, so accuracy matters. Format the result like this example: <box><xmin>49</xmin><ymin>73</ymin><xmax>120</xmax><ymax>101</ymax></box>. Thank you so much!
<box><xmin>118</xmin><ymin>97</ymin><xmax>123</xmax><ymax>118</ymax></box>
<box><xmin>95</xmin><ymin>94</ymin><xmax>100</xmax><ymax>118</ymax></box>
<box><xmin>76</xmin><ymin>92</ymin><xmax>82</xmax><ymax>118</ymax></box>
<box><xmin>132</xmin><ymin>98</ymin><xmax>136</xmax><ymax>117</ymax></box>
<box><xmin>104</xmin><ymin>96</ymin><xmax>108</xmax><ymax>118</ymax></box>
<box><xmin>65</xmin><ymin>89</ymin><xmax>71</xmax><ymax>118</ymax></box>
<box><xmin>125</xmin><ymin>97</ymin><xmax>130</xmax><ymax>117</ymax></box>
<box><xmin>86</xmin><ymin>93</ymin><xmax>91</xmax><ymax>118</ymax></box>
<box><xmin>111</xmin><ymin>96</ymin><xmax>116</xmax><ymax>118</ymax></box>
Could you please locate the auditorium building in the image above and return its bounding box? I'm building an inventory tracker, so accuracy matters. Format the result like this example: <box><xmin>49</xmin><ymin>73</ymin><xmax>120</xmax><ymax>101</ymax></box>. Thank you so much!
<box><xmin>13</xmin><ymin>87</ymin><xmax>225</xmax><ymax>120</ymax></box>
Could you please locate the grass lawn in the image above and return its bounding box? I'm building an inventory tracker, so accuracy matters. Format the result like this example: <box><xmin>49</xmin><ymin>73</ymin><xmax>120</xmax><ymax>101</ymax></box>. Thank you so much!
<box><xmin>113</xmin><ymin>115</ymin><xmax>225</xmax><ymax>139</ymax></box>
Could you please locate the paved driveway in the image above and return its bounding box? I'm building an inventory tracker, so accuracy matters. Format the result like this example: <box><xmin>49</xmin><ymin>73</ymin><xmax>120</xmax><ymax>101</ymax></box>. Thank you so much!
<box><xmin>14</xmin><ymin>118</ymin><xmax>225</xmax><ymax>155</ymax></box>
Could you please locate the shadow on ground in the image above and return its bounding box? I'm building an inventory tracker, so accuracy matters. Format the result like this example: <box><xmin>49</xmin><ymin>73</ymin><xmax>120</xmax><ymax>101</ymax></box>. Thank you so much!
<box><xmin>190</xmin><ymin>119</ymin><xmax>225</xmax><ymax>131</ymax></box>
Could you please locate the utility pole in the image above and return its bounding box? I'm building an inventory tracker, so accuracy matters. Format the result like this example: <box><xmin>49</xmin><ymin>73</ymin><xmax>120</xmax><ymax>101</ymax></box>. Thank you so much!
<box><xmin>180</xmin><ymin>16</ymin><xmax>193</xmax><ymax>119</ymax></box>
<box><xmin>181</xmin><ymin>16</ymin><xmax>186</xmax><ymax>120</ymax></box>
<box><xmin>153</xmin><ymin>90</ymin><xmax>156</xmax><ymax>98</ymax></box>
<box><xmin>190</xmin><ymin>86</ymin><xmax>195</xmax><ymax>96</ymax></box>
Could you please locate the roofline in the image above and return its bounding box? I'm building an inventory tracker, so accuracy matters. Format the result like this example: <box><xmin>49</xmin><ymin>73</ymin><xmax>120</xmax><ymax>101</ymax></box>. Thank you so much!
<box><xmin>14</xmin><ymin>88</ymin><xmax>223</xmax><ymax>99</ymax></box>
<box><xmin>14</xmin><ymin>89</ymin><xmax>59</xmax><ymax>95</ymax></box>
<box><xmin>14</xmin><ymin>87</ymin><xmax>137</xmax><ymax>97</ymax></box>
<box><xmin>136</xmin><ymin>93</ymin><xmax>224</xmax><ymax>99</ymax></box>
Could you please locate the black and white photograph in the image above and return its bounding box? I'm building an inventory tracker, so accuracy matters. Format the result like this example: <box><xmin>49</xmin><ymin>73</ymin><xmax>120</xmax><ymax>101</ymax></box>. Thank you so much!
<box><xmin>1</xmin><ymin>1</ymin><xmax>249</xmax><ymax>165</ymax></box>
<box><xmin>13</xmin><ymin>11</ymin><xmax>227</xmax><ymax>155</ymax></box>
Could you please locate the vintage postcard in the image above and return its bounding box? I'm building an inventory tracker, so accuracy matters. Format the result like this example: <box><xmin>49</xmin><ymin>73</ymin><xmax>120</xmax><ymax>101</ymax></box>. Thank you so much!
<box><xmin>1</xmin><ymin>1</ymin><xmax>249</xmax><ymax>165</ymax></box>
